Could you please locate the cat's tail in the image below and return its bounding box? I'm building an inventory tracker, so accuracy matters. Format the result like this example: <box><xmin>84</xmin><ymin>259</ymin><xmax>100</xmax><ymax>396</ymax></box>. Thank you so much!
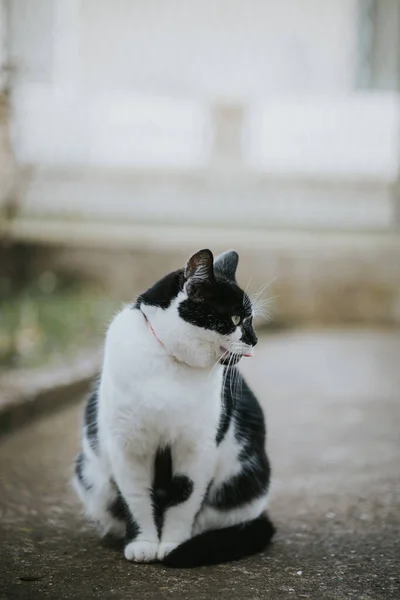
<box><xmin>162</xmin><ymin>513</ymin><xmax>276</xmax><ymax>568</ymax></box>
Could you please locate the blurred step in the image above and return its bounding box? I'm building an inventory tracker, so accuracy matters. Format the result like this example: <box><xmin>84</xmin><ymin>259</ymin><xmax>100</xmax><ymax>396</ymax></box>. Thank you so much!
<box><xmin>17</xmin><ymin>167</ymin><xmax>397</xmax><ymax>231</ymax></box>
<box><xmin>5</xmin><ymin>217</ymin><xmax>400</xmax><ymax>327</ymax></box>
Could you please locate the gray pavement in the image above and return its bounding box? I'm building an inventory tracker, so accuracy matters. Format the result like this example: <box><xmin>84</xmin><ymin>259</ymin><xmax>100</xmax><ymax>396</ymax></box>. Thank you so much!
<box><xmin>0</xmin><ymin>329</ymin><xmax>399</xmax><ymax>600</ymax></box>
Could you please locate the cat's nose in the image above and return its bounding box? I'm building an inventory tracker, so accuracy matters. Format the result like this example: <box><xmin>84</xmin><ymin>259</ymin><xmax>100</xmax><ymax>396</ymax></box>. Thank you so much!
<box><xmin>241</xmin><ymin>330</ymin><xmax>258</xmax><ymax>347</ymax></box>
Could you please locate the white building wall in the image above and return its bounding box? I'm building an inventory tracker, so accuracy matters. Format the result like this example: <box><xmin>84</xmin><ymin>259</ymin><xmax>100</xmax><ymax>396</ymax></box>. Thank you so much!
<box><xmin>81</xmin><ymin>0</ymin><xmax>358</xmax><ymax>98</ymax></box>
<box><xmin>0</xmin><ymin>0</ymin><xmax>7</xmax><ymax>91</ymax></box>
<box><xmin>5</xmin><ymin>0</ymin><xmax>400</xmax><ymax>230</ymax></box>
<box><xmin>9</xmin><ymin>0</ymin><xmax>360</xmax><ymax>168</ymax></box>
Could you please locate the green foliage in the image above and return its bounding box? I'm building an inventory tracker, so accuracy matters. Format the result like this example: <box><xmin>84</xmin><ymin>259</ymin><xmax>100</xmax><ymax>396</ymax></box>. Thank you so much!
<box><xmin>0</xmin><ymin>273</ymin><xmax>119</xmax><ymax>369</ymax></box>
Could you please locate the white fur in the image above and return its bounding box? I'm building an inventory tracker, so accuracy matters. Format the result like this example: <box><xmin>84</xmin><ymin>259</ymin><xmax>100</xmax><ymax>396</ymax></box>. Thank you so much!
<box><xmin>75</xmin><ymin>289</ymin><xmax>266</xmax><ymax>563</ymax></box>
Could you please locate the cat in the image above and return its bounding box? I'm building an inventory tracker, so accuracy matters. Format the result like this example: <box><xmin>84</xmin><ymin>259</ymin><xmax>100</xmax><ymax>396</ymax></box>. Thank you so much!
<box><xmin>73</xmin><ymin>248</ymin><xmax>275</xmax><ymax>567</ymax></box>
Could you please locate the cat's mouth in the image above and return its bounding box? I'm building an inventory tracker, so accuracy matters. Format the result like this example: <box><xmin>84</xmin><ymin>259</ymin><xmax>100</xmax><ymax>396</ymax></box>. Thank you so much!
<box><xmin>219</xmin><ymin>346</ymin><xmax>253</xmax><ymax>366</ymax></box>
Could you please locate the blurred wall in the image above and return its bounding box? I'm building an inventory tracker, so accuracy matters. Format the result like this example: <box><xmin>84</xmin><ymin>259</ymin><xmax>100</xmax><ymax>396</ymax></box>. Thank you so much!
<box><xmin>5</xmin><ymin>0</ymin><xmax>400</xmax><ymax>232</ymax></box>
<box><xmin>3</xmin><ymin>0</ymin><xmax>400</xmax><ymax>326</ymax></box>
<box><xmin>6</xmin><ymin>0</ymin><xmax>360</xmax><ymax>166</ymax></box>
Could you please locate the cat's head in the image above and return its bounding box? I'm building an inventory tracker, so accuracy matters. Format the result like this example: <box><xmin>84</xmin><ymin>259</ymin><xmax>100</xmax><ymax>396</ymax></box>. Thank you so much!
<box><xmin>137</xmin><ymin>249</ymin><xmax>257</xmax><ymax>369</ymax></box>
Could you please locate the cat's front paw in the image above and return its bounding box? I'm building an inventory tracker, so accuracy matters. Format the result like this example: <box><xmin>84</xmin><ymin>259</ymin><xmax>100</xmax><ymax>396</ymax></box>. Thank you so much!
<box><xmin>124</xmin><ymin>541</ymin><xmax>158</xmax><ymax>563</ymax></box>
<box><xmin>157</xmin><ymin>541</ymin><xmax>179</xmax><ymax>560</ymax></box>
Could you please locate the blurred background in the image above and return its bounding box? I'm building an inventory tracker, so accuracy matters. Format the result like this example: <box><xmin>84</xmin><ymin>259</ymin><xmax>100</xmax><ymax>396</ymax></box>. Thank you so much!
<box><xmin>1</xmin><ymin>0</ymin><xmax>400</xmax><ymax>369</ymax></box>
<box><xmin>1</xmin><ymin>5</ymin><xmax>400</xmax><ymax>596</ymax></box>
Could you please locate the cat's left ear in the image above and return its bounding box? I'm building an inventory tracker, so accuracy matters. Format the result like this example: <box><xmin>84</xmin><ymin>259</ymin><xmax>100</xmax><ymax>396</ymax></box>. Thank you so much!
<box><xmin>214</xmin><ymin>250</ymin><xmax>239</xmax><ymax>282</ymax></box>
<box><xmin>185</xmin><ymin>249</ymin><xmax>215</xmax><ymax>298</ymax></box>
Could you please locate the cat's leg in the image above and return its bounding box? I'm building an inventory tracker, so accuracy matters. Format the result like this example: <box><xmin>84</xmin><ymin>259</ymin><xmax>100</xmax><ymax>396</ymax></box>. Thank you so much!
<box><xmin>157</xmin><ymin>441</ymin><xmax>216</xmax><ymax>560</ymax></box>
<box><xmin>109</xmin><ymin>447</ymin><xmax>159</xmax><ymax>563</ymax></box>
<box><xmin>73</xmin><ymin>448</ymin><xmax>125</xmax><ymax>538</ymax></box>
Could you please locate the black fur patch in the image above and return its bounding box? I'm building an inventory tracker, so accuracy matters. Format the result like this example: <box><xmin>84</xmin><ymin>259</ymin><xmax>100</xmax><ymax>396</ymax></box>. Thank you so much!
<box><xmin>75</xmin><ymin>453</ymin><xmax>91</xmax><ymax>490</ymax></box>
<box><xmin>233</xmin><ymin>375</ymin><xmax>268</xmax><ymax>459</ymax></box>
<box><xmin>178</xmin><ymin>275</ymin><xmax>253</xmax><ymax>335</ymax></box>
<box><xmin>152</xmin><ymin>446</ymin><xmax>172</xmax><ymax>537</ymax></box>
<box><xmin>136</xmin><ymin>270</ymin><xmax>185</xmax><ymax>310</ymax></box>
<box><xmin>169</xmin><ymin>475</ymin><xmax>194</xmax><ymax>506</ymax></box>
<box><xmin>240</xmin><ymin>319</ymin><xmax>258</xmax><ymax>347</ymax></box>
<box><xmin>210</xmin><ymin>368</ymin><xmax>271</xmax><ymax>509</ymax></box>
<box><xmin>108</xmin><ymin>489</ymin><xmax>128</xmax><ymax>522</ymax></box>
<box><xmin>208</xmin><ymin>459</ymin><xmax>269</xmax><ymax>510</ymax></box>
<box><xmin>108</xmin><ymin>488</ymin><xmax>140</xmax><ymax>541</ymax></box>
<box><xmin>125</xmin><ymin>512</ymin><xmax>140</xmax><ymax>542</ymax></box>
<box><xmin>83</xmin><ymin>385</ymin><xmax>99</xmax><ymax>453</ymax></box>
<box><xmin>163</xmin><ymin>513</ymin><xmax>276</xmax><ymax>568</ymax></box>
<box><xmin>152</xmin><ymin>446</ymin><xmax>194</xmax><ymax>538</ymax></box>
<box><xmin>216</xmin><ymin>369</ymin><xmax>234</xmax><ymax>445</ymax></box>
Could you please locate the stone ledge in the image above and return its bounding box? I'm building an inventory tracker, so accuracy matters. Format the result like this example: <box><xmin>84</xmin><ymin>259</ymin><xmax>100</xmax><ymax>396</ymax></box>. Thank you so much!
<box><xmin>4</xmin><ymin>218</ymin><xmax>400</xmax><ymax>326</ymax></box>
<box><xmin>0</xmin><ymin>351</ymin><xmax>100</xmax><ymax>435</ymax></box>
<box><xmin>16</xmin><ymin>168</ymin><xmax>395</xmax><ymax>230</ymax></box>
<box><xmin>6</xmin><ymin>216</ymin><xmax>400</xmax><ymax>251</ymax></box>
<box><xmin>13</xmin><ymin>219</ymin><xmax>399</xmax><ymax>326</ymax></box>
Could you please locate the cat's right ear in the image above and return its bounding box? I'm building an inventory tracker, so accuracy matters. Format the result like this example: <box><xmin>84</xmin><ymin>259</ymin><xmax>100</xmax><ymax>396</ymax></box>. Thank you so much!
<box><xmin>214</xmin><ymin>249</ymin><xmax>239</xmax><ymax>282</ymax></box>
<box><xmin>185</xmin><ymin>249</ymin><xmax>214</xmax><ymax>298</ymax></box>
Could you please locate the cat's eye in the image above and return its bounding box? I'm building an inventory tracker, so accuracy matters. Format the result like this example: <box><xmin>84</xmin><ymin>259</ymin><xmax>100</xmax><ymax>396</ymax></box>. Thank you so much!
<box><xmin>231</xmin><ymin>315</ymin><xmax>241</xmax><ymax>326</ymax></box>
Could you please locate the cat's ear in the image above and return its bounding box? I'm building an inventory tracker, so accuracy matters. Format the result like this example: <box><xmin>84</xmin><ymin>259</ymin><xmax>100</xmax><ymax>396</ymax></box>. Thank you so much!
<box><xmin>214</xmin><ymin>250</ymin><xmax>239</xmax><ymax>282</ymax></box>
<box><xmin>185</xmin><ymin>249</ymin><xmax>214</xmax><ymax>297</ymax></box>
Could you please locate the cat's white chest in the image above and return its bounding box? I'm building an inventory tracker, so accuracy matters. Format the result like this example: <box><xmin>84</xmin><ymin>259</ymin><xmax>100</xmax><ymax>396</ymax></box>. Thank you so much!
<box><xmin>99</xmin><ymin>307</ymin><xmax>222</xmax><ymax>450</ymax></box>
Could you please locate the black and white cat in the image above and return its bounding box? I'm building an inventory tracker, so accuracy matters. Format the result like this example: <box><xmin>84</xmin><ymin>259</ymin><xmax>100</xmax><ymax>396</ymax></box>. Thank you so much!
<box><xmin>74</xmin><ymin>249</ymin><xmax>275</xmax><ymax>567</ymax></box>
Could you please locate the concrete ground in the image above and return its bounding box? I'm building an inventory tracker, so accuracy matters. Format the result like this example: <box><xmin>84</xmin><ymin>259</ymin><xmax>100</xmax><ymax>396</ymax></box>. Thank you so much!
<box><xmin>0</xmin><ymin>329</ymin><xmax>399</xmax><ymax>600</ymax></box>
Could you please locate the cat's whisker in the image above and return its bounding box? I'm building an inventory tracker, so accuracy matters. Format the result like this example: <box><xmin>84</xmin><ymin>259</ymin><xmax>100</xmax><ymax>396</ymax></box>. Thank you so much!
<box><xmin>236</xmin><ymin>360</ymin><xmax>243</xmax><ymax>399</ymax></box>
<box><xmin>256</xmin><ymin>276</ymin><xmax>277</xmax><ymax>295</ymax></box>
<box><xmin>210</xmin><ymin>345</ymin><xmax>233</xmax><ymax>374</ymax></box>
<box><xmin>253</xmin><ymin>295</ymin><xmax>279</xmax><ymax>308</ymax></box>
<box><xmin>254</xmin><ymin>309</ymin><xmax>269</xmax><ymax>318</ymax></box>
<box><xmin>222</xmin><ymin>364</ymin><xmax>229</xmax><ymax>396</ymax></box>
<box><xmin>211</xmin><ymin>338</ymin><xmax>240</xmax><ymax>380</ymax></box>
<box><xmin>252</xmin><ymin>294</ymin><xmax>279</xmax><ymax>322</ymax></box>
<box><xmin>253</xmin><ymin>304</ymin><xmax>272</xmax><ymax>319</ymax></box>
<box><xmin>223</xmin><ymin>346</ymin><xmax>237</xmax><ymax>389</ymax></box>
<box><xmin>251</xmin><ymin>277</ymin><xmax>278</xmax><ymax>306</ymax></box>
<box><xmin>243</xmin><ymin>295</ymin><xmax>253</xmax><ymax>310</ymax></box>
<box><xmin>255</xmin><ymin>314</ymin><xmax>270</xmax><ymax>322</ymax></box>
<box><xmin>243</xmin><ymin>277</ymin><xmax>252</xmax><ymax>307</ymax></box>
<box><xmin>227</xmin><ymin>352</ymin><xmax>237</xmax><ymax>399</ymax></box>
<box><xmin>230</xmin><ymin>354</ymin><xmax>240</xmax><ymax>399</ymax></box>
<box><xmin>253</xmin><ymin>303</ymin><xmax>271</xmax><ymax>315</ymax></box>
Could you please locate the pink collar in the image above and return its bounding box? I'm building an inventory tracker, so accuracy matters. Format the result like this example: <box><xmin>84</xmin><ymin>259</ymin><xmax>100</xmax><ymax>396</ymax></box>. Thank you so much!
<box><xmin>141</xmin><ymin>310</ymin><xmax>192</xmax><ymax>368</ymax></box>
<box><xmin>141</xmin><ymin>311</ymin><xmax>167</xmax><ymax>351</ymax></box>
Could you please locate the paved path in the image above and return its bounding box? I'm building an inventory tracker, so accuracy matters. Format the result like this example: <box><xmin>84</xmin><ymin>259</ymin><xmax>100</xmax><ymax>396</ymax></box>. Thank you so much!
<box><xmin>1</xmin><ymin>330</ymin><xmax>399</xmax><ymax>600</ymax></box>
